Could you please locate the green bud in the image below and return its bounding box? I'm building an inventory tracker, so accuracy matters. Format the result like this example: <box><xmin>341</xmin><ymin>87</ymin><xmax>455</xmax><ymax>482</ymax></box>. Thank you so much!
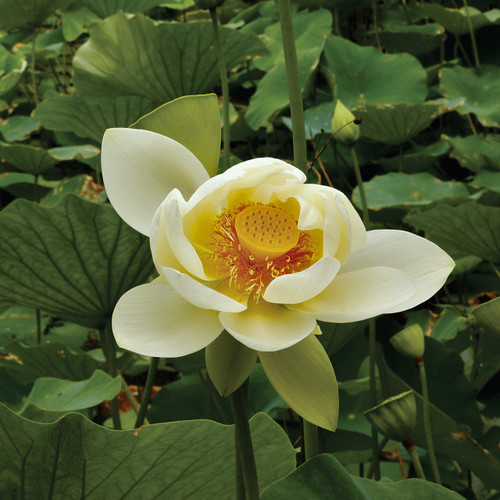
<box><xmin>364</xmin><ymin>390</ymin><xmax>417</xmax><ymax>442</ymax></box>
<box><xmin>390</xmin><ymin>324</ymin><xmax>425</xmax><ymax>359</ymax></box>
<box><xmin>331</xmin><ymin>99</ymin><xmax>360</xmax><ymax>146</ymax></box>
<box><xmin>193</xmin><ymin>0</ymin><xmax>225</xmax><ymax>9</ymax></box>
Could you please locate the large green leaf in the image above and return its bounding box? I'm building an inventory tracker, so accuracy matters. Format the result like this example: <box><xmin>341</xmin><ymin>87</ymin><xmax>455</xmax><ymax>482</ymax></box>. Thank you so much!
<box><xmin>419</xmin><ymin>3</ymin><xmax>500</xmax><ymax>36</ymax></box>
<box><xmin>0</xmin><ymin>0</ymin><xmax>76</xmax><ymax>29</ymax></box>
<box><xmin>0</xmin><ymin>195</ymin><xmax>155</xmax><ymax>328</ymax></box>
<box><xmin>0</xmin><ymin>45</ymin><xmax>27</xmax><ymax>98</ymax></box>
<box><xmin>22</xmin><ymin>369</ymin><xmax>121</xmax><ymax>412</ymax></box>
<box><xmin>323</xmin><ymin>35</ymin><xmax>427</xmax><ymax>108</ymax></box>
<box><xmin>355</xmin><ymin>103</ymin><xmax>446</xmax><ymax>145</ymax></box>
<box><xmin>440</xmin><ymin>65</ymin><xmax>500</xmax><ymax>128</ymax></box>
<box><xmin>0</xmin><ymin>405</ymin><xmax>295</xmax><ymax>499</ymax></box>
<box><xmin>73</xmin><ymin>13</ymin><xmax>266</xmax><ymax>104</ymax></box>
<box><xmin>0</xmin><ymin>115</ymin><xmax>40</xmax><ymax>142</ymax></box>
<box><xmin>261</xmin><ymin>454</ymin><xmax>462</xmax><ymax>499</ymax></box>
<box><xmin>245</xmin><ymin>9</ymin><xmax>332</xmax><ymax>130</ymax></box>
<box><xmin>405</xmin><ymin>202</ymin><xmax>500</xmax><ymax>262</ymax></box>
<box><xmin>34</xmin><ymin>95</ymin><xmax>155</xmax><ymax>143</ymax></box>
<box><xmin>0</xmin><ymin>341</ymin><xmax>98</xmax><ymax>385</ymax></box>
<box><xmin>378</xmin><ymin>23</ymin><xmax>445</xmax><ymax>56</ymax></box>
<box><xmin>352</xmin><ymin>172</ymin><xmax>469</xmax><ymax>210</ymax></box>
<box><xmin>0</xmin><ymin>142</ymin><xmax>57</xmax><ymax>175</ymax></box>
<box><xmin>443</xmin><ymin>134</ymin><xmax>500</xmax><ymax>172</ymax></box>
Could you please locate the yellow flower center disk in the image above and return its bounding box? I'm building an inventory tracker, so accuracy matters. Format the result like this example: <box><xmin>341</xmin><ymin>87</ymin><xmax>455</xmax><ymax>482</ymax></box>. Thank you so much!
<box><xmin>234</xmin><ymin>205</ymin><xmax>300</xmax><ymax>262</ymax></box>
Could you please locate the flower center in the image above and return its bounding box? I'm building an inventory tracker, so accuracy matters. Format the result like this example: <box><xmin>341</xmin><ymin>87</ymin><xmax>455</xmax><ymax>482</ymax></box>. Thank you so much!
<box><xmin>210</xmin><ymin>203</ymin><xmax>315</xmax><ymax>299</ymax></box>
<box><xmin>234</xmin><ymin>205</ymin><xmax>300</xmax><ymax>262</ymax></box>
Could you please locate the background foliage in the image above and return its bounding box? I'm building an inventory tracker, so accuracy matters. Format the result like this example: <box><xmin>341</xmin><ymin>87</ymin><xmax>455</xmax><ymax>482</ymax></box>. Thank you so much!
<box><xmin>0</xmin><ymin>0</ymin><xmax>499</xmax><ymax>498</ymax></box>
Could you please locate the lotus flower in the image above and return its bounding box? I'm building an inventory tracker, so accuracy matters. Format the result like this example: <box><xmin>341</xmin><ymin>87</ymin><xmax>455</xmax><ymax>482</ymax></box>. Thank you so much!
<box><xmin>101</xmin><ymin>97</ymin><xmax>454</xmax><ymax>430</ymax></box>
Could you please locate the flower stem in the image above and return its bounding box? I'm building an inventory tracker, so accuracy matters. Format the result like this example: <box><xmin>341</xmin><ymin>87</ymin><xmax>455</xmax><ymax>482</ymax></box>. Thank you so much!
<box><xmin>366</xmin><ymin>436</ymin><xmax>389</xmax><ymax>479</ymax></box>
<box><xmin>417</xmin><ymin>358</ymin><xmax>441</xmax><ymax>484</ymax></box>
<box><xmin>210</xmin><ymin>7</ymin><xmax>231</xmax><ymax>172</ymax></box>
<box><xmin>277</xmin><ymin>0</ymin><xmax>308</xmax><ymax>172</ymax></box>
<box><xmin>30</xmin><ymin>33</ymin><xmax>39</xmax><ymax>105</ymax></box>
<box><xmin>303</xmin><ymin>419</ymin><xmax>320</xmax><ymax>460</ymax></box>
<box><xmin>36</xmin><ymin>309</ymin><xmax>41</xmax><ymax>345</ymax></box>
<box><xmin>230</xmin><ymin>382</ymin><xmax>259</xmax><ymax>499</ymax></box>
<box><xmin>349</xmin><ymin>145</ymin><xmax>369</xmax><ymax>226</ymax></box>
<box><xmin>403</xmin><ymin>438</ymin><xmax>426</xmax><ymax>480</ymax></box>
<box><xmin>135</xmin><ymin>356</ymin><xmax>159</xmax><ymax>428</ymax></box>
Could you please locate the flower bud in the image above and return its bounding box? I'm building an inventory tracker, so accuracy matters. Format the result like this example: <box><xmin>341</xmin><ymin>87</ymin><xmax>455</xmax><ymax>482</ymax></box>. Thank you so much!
<box><xmin>390</xmin><ymin>324</ymin><xmax>425</xmax><ymax>359</ymax></box>
<box><xmin>193</xmin><ymin>0</ymin><xmax>225</xmax><ymax>9</ymax></box>
<box><xmin>331</xmin><ymin>100</ymin><xmax>360</xmax><ymax>146</ymax></box>
<box><xmin>364</xmin><ymin>390</ymin><xmax>417</xmax><ymax>442</ymax></box>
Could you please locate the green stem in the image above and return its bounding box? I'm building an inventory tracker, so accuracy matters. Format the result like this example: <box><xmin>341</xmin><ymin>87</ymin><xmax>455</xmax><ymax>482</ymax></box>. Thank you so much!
<box><xmin>349</xmin><ymin>145</ymin><xmax>369</xmax><ymax>227</ymax></box>
<box><xmin>198</xmin><ymin>370</ymin><xmax>228</xmax><ymax>424</ymax></box>
<box><xmin>230</xmin><ymin>383</ymin><xmax>259</xmax><ymax>500</ymax></box>
<box><xmin>303</xmin><ymin>420</ymin><xmax>320</xmax><ymax>461</ymax></box>
<box><xmin>31</xmin><ymin>33</ymin><xmax>39</xmax><ymax>105</ymax></box>
<box><xmin>404</xmin><ymin>439</ymin><xmax>427</xmax><ymax>480</ymax></box>
<box><xmin>100</xmin><ymin>322</ymin><xmax>121</xmax><ymax>430</ymax></box>
<box><xmin>418</xmin><ymin>359</ymin><xmax>441</xmax><ymax>484</ymax></box>
<box><xmin>369</xmin><ymin>319</ymin><xmax>380</xmax><ymax>480</ymax></box>
<box><xmin>134</xmin><ymin>357</ymin><xmax>159</xmax><ymax>428</ymax></box>
<box><xmin>366</xmin><ymin>436</ymin><xmax>389</xmax><ymax>479</ymax></box>
<box><xmin>210</xmin><ymin>7</ymin><xmax>231</xmax><ymax>172</ymax></box>
<box><xmin>120</xmin><ymin>375</ymin><xmax>148</xmax><ymax>422</ymax></box>
<box><xmin>277</xmin><ymin>0</ymin><xmax>308</xmax><ymax>172</ymax></box>
<box><xmin>463</xmin><ymin>0</ymin><xmax>480</xmax><ymax>68</ymax></box>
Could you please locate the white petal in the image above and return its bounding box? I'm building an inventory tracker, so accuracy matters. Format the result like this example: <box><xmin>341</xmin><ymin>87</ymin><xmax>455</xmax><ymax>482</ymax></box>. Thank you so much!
<box><xmin>163</xmin><ymin>189</ymin><xmax>208</xmax><ymax>279</ymax></box>
<box><xmin>292</xmin><ymin>266</ymin><xmax>417</xmax><ymax>322</ymax></box>
<box><xmin>102</xmin><ymin>128</ymin><xmax>209</xmax><ymax>235</ymax></box>
<box><xmin>161</xmin><ymin>266</ymin><xmax>246</xmax><ymax>313</ymax></box>
<box><xmin>263</xmin><ymin>256</ymin><xmax>341</xmax><ymax>304</ymax></box>
<box><xmin>219</xmin><ymin>300</ymin><xmax>317</xmax><ymax>352</ymax></box>
<box><xmin>340</xmin><ymin>230</ymin><xmax>455</xmax><ymax>311</ymax></box>
<box><xmin>337</xmin><ymin>191</ymin><xmax>366</xmax><ymax>250</ymax></box>
<box><xmin>184</xmin><ymin>157</ymin><xmax>305</xmax><ymax>213</ymax></box>
<box><xmin>112</xmin><ymin>282</ymin><xmax>222</xmax><ymax>357</ymax></box>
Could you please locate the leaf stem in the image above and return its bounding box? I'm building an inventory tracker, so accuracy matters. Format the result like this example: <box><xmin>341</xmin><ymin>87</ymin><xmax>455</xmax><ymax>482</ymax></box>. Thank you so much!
<box><xmin>31</xmin><ymin>33</ymin><xmax>39</xmax><ymax>106</ymax></box>
<box><xmin>277</xmin><ymin>0</ymin><xmax>308</xmax><ymax>172</ymax></box>
<box><xmin>403</xmin><ymin>438</ymin><xmax>426</xmax><ymax>480</ymax></box>
<box><xmin>230</xmin><ymin>382</ymin><xmax>259</xmax><ymax>499</ymax></box>
<box><xmin>303</xmin><ymin>419</ymin><xmax>320</xmax><ymax>460</ymax></box>
<box><xmin>134</xmin><ymin>357</ymin><xmax>159</xmax><ymax>428</ymax></box>
<box><xmin>369</xmin><ymin>319</ymin><xmax>380</xmax><ymax>480</ymax></box>
<box><xmin>101</xmin><ymin>321</ymin><xmax>121</xmax><ymax>430</ymax></box>
<box><xmin>417</xmin><ymin>358</ymin><xmax>441</xmax><ymax>484</ymax></box>
<box><xmin>349</xmin><ymin>145</ymin><xmax>369</xmax><ymax>226</ymax></box>
<box><xmin>36</xmin><ymin>309</ymin><xmax>42</xmax><ymax>345</ymax></box>
<box><xmin>462</xmin><ymin>0</ymin><xmax>480</xmax><ymax>68</ymax></box>
<box><xmin>210</xmin><ymin>7</ymin><xmax>231</xmax><ymax>171</ymax></box>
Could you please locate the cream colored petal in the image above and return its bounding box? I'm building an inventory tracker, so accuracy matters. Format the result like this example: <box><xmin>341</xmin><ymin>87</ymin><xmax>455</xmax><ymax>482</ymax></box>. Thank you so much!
<box><xmin>206</xmin><ymin>330</ymin><xmax>257</xmax><ymax>396</ymax></box>
<box><xmin>102</xmin><ymin>128</ymin><xmax>209</xmax><ymax>235</ymax></box>
<box><xmin>112</xmin><ymin>282</ymin><xmax>222</xmax><ymax>357</ymax></box>
<box><xmin>184</xmin><ymin>157</ymin><xmax>305</xmax><ymax>214</ymax></box>
<box><xmin>219</xmin><ymin>300</ymin><xmax>316</xmax><ymax>352</ymax></box>
<box><xmin>292</xmin><ymin>266</ymin><xmax>416</xmax><ymax>322</ymax></box>
<box><xmin>337</xmin><ymin>191</ymin><xmax>366</xmax><ymax>250</ymax></box>
<box><xmin>161</xmin><ymin>266</ymin><xmax>246</xmax><ymax>313</ymax></box>
<box><xmin>341</xmin><ymin>230</ymin><xmax>455</xmax><ymax>311</ymax></box>
<box><xmin>163</xmin><ymin>189</ymin><xmax>209</xmax><ymax>279</ymax></box>
<box><xmin>263</xmin><ymin>256</ymin><xmax>341</xmax><ymax>304</ymax></box>
<box><xmin>259</xmin><ymin>334</ymin><xmax>338</xmax><ymax>431</ymax></box>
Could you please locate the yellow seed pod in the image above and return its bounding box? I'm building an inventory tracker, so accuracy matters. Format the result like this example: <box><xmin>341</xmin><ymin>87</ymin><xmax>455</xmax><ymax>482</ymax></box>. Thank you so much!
<box><xmin>331</xmin><ymin>99</ymin><xmax>360</xmax><ymax>146</ymax></box>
